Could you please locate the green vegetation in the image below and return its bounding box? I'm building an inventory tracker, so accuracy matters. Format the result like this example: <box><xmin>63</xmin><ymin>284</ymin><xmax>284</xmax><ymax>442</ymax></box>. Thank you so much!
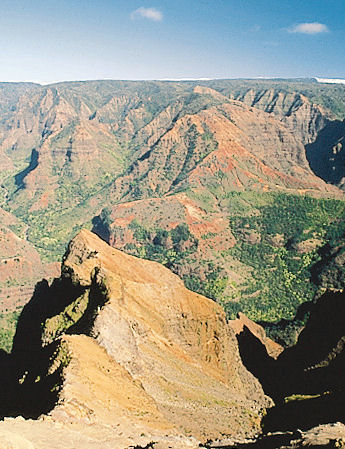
<box><xmin>96</xmin><ymin>189</ymin><xmax>345</xmax><ymax>337</ymax></box>
<box><xmin>127</xmin><ymin>220</ymin><xmax>198</xmax><ymax>262</ymax></box>
<box><xmin>42</xmin><ymin>291</ymin><xmax>90</xmax><ymax>345</ymax></box>
<box><xmin>183</xmin><ymin>262</ymin><xmax>228</xmax><ymax>301</ymax></box>
<box><xmin>0</xmin><ymin>310</ymin><xmax>20</xmax><ymax>352</ymax></box>
<box><xmin>122</xmin><ymin>220</ymin><xmax>228</xmax><ymax>300</ymax></box>
<box><xmin>7</xmin><ymin>173</ymin><xmax>120</xmax><ymax>262</ymax></box>
<box><xmin>284</xmin><ymin>393</ymin><xmax>326</xmax><ymax>403</ymax></box>
<box><xmin>223</xmin><ymin>192</ymin><xmax>345</xmax><ymax>322</ymax></box>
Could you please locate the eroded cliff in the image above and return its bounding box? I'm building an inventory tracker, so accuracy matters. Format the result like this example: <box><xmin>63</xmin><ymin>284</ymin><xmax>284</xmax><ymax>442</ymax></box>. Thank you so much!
<box><xmin>0</xmin><ymin>229</ymin><xmax>270</xmax><ymax>448</ymax></box>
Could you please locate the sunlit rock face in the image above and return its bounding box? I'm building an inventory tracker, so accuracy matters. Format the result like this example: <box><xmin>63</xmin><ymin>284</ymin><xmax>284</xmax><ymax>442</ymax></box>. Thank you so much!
<box><xmin>0</xmin><ymin>229</ymin><xmax>270</xmax><ymax>448</ymax></box>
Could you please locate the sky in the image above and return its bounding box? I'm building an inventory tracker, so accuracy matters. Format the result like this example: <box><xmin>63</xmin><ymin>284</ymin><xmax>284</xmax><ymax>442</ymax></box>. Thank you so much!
<box><xmin>0</xmin><ymin>0</ymin><xmax>344</xmax><ymax>84</ymax></box>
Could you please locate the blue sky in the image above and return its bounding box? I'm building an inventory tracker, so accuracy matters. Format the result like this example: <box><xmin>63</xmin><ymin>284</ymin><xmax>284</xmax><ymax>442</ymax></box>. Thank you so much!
<box><xmin>0</xmin><ymin>0</ymin><xmax>344</xmax><ymax>83</ymax></box>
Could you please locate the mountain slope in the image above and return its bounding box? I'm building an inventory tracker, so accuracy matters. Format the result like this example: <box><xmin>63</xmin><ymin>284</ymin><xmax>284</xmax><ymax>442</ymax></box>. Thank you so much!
<box><xmin>1</xmin><ymin>81</ymin><xmax>339</xmax><ymax>263</ymax></box>
<box><xmin>0</xmin><ymin>79</ymin><xmax>345</xmax><ymax>349</ymax></box>
<box><xmin>0</xmin><ymin>230</ymin><xmax>269</xmax><ymax>446</ymax></box>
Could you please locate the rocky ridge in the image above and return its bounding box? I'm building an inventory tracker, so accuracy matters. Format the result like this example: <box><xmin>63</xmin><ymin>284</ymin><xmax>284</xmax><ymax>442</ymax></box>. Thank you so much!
<box><xmin>2</xmin><ymin>231</ymin><xmax>345</xmax><ymax>447</ymax></box>
<box><xmin>0</xmin><ymin>229</ymin><xmax>270</xmax><ymax>447</ymax></box>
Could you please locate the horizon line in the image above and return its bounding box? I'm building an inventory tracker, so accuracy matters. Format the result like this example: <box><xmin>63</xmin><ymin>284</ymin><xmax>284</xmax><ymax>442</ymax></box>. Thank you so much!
<box><xmin>0</xmin><ymin>76</ymin><xmax>344</xmax><ymax>86</ymax></box>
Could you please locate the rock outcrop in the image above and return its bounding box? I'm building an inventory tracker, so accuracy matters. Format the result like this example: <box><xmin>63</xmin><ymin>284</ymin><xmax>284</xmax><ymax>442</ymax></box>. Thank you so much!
<box><xmin>229</xmin><ymin>312</ymin><xmax>284</xmax><ymax>359</ymax></box>
<box><xmin>206</xmin><ymin>422</ymin><xmax>345</xmax><ymax>448</ymax></box>
<box><xmin>0</xmin><ymin>229</ymin><xmax>270</xmax><ymax>447</ymax></box>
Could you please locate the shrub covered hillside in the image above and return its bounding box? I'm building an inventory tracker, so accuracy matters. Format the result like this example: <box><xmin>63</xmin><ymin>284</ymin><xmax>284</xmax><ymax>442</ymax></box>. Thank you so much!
<box><xmin>95</xmin><ymin>191</ymin><xmax>345</xmax><ymax>335</ymax></box>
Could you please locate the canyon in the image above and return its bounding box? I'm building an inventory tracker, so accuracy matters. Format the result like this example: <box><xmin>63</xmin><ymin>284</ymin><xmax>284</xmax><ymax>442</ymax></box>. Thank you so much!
<box><xmin>1</xmin><ymin>78</ymin><xmax>345</xmax><ymax>446</ymax></box>
<box><xmin>0</xmin><ymin>80</ymin><xmax>345</xmax><ymax>335</ymax></box>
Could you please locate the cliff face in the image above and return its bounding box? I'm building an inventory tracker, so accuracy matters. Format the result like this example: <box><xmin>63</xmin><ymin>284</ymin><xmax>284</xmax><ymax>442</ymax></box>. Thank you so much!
<box><xmin>1</xmin><ymin>80</ymin><xmax>343</xmax><ymax>228</ymax></box>
<box><xmin>110</xmin><ymin>93</ymin><xmax>332</xmax><ymax>200</ymax></box>
<box><xmin>1</xmin><ymin>82</ymin><xmax>335</xmax><ymax>219</ymax></box>
<box><xmin>231</xmin><ymin>87</ymin><xmax>331</xmax><ymax>143</ymax></box>
<box><xmin>229</xmin><ymin>312</ymin><xmax>284</xmax><ymax>359</ymax></box>
<box><xmin>3</xmin><ymin>229</ymin><xmax>269</xmax><ymax>446</ymax></box>
<box><xmin>229</xmin><ymin>86</ymin><xmax>345</xmax><ymax>187</ymax></box>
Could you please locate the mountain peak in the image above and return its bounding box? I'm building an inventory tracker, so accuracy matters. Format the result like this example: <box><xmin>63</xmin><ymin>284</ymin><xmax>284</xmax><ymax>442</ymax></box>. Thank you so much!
<box><xmin>3</xmin><ymin>230</ymin><xmax>269</xmax><ymax>446</ymax></box>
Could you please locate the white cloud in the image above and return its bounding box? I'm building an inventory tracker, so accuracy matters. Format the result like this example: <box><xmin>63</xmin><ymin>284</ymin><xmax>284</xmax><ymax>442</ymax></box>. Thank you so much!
<box><xmin>316</xmin><ymin>77</ymin><xmax>345</xmax><ymax>85</ymax></box>
<box><xmin>288</xmin><ymin>22</ymin><xmax>329</xmax><ymax>35</ymax></box>
<box><xmin>131</xmin><ymin>7</ymin><xmax>163</xmax><ymax>22</ymax></box>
